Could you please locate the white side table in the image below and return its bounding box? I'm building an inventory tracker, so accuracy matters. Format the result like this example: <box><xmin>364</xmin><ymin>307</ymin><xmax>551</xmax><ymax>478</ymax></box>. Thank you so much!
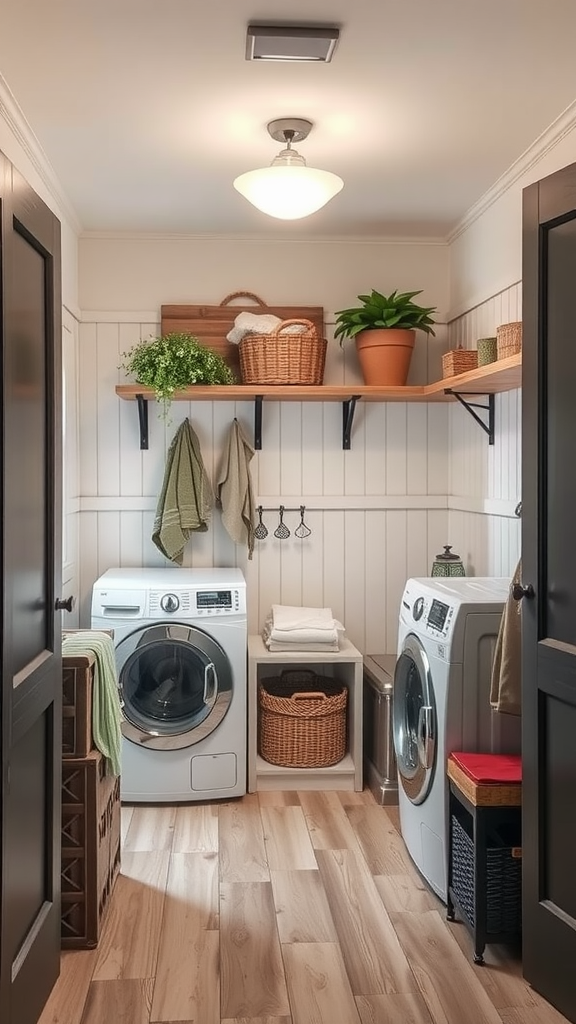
<box><xmin>248</xmin><ymin>634</ymin><xmax>363</xmax><ymax>792</ymax></box>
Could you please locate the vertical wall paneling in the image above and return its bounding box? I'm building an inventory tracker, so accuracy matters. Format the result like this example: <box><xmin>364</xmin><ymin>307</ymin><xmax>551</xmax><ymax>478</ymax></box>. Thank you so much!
<box><xmin>322</xmin><ymin>511</ymin><xmax>346</xmax><ymax>629</ymax></box>
<box><xmin>79</xmin><ymin>511</ymin><xmax>99</xmax><ymax>625</ymax></box>
<box><xmin>406</xmin><ymin>405</ymin><xmax>428</xmax><ymax>494</ymax></box>
<box><xmin>301</xmin><ymin>404</ymin><xmax>324</xmax><ymax>495</ymax></box>
<box><xmin>322</xmin><ymin>403</ymin><xmax>345</xmax><ymax>495</ymax></box>
<box><xmin>385</xmin><ymin>511</ymin><xmax>407</xmax><ymax>651</ymax></box>
<box><xmin>78</xmin><ymin>322</ymin><xmax>99</xmax><ymax>496</ymax></box>
<box><xmin>365</xmin><ymin>404</ymin><xmax>387</xmax><ymax>495</ymax></box>
<box><xmin>76</xmin><ymin>281</ymin><xmax>522</xmax><ymax>648</ymax></box>
<box><xmin>120</xmin><ymin>511</ymin><xmax>144</xmax><ymax>567</ymax></box>
<box><xmin>426</xmin><ymin>404</ymin><xmax>449</xmax><ymax>493</ymax></box>
<box><xmin>364</xmin><ymin>511</ymin><xmax>388</xmax><ymax>653</ymax></box>
<box><xmin>447</xmin><ymin>282</ymin><xmax>521</xmax><ymax>577</ymax></box>
<box><xmin>343</xmin><ymin>510</ymin><xmax>366</xmax><ymax>651</ymax></box>
<box><xmin>118</xmin><ymin>322</ymin><xmax>144</xmax><ymax>496</ymax></box>
<box><xmin>96</xmin><ymin>322</ymin><xmax>121</xmax><ymax>496</ymax></box>
<box><xmin>300</xmin><ymin>510</ymin><xmax>324</xmax><ymax>614</ymax></box>
<box><xmin>385</xmin><ymin>405</ymin><xmax>408</xmax><ymax>494</ymax></box>
<box><xmin>279</xmin><ymin>402</ymin><xmax>303</xmax><ymax>496</ymax></box>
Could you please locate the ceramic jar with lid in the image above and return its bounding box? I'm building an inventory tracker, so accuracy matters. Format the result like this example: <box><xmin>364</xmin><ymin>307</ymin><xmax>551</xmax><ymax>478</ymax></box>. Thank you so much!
<box><xmin>431</xmin><ymin>545</ymin><xmax>465</xmax><ymax>577</ymax></box>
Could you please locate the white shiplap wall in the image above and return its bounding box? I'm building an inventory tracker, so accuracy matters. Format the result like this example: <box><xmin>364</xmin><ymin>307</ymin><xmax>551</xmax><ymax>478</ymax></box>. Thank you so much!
<box><xmin>77</xmin><ymin>313</ymin><xmax>451</xmax><ymax>653</ymax></box>
<box><xmin>447</xmin><ymin>282</ymin><xmax>522</xmax><ymax>576</ymax></box>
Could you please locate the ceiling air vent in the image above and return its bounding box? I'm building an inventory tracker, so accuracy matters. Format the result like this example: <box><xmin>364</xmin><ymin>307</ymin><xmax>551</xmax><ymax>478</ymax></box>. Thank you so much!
<box><xmin>246</xmin><ymin>25</ymin><xmax>340</xmax><ymax>63</ymax></box>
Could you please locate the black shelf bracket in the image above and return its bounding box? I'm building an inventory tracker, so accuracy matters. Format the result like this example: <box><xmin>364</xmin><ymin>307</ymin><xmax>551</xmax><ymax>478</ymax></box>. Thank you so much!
<box><xmin>254</xmin><ymin>396</ymin><xmax>263</xmax><ymax>450</ymax></box>
<box><xmin>446</xmin><ymin>390</ymin><xmax>495</xmax><ymax>445</ymax></box>
<box><xmin>136</xmin><ymin>394</ymin><xmax>149</xmax><ymax>450</ymax></box>
<box><xmin>343</xmin><ymin>395</ymin><xmax>361</xmax><ymax>450</ymax></box>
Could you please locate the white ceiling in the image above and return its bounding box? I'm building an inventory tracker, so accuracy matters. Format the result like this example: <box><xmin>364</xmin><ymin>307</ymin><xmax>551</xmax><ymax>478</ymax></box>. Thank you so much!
<box><xmin>2</xmin><ymin>0</ymin><xmax>576</xmax><ymax>238</ymax></box>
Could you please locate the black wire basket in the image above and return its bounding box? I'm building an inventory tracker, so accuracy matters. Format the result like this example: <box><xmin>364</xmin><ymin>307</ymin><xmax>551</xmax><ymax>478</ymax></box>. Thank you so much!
<box><xmin>451</xmin><ymin>813</ymin><xmax>522</xmax><ymax>935</ymax></box>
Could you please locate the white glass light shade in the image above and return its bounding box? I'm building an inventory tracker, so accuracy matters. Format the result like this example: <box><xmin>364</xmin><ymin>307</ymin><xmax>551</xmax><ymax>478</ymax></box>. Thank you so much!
<box><xmin>233</xmin><ymin>146</ymin><xmax>343</xmax><ymax>219</ymax></box>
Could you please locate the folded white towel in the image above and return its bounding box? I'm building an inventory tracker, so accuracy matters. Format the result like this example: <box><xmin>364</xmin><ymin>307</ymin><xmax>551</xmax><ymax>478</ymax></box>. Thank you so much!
<box><xmin>226</xmin><ymin>312</ymin><xmax>307</xmax><ymax>346</ymax></box>
<box><xmin>271</xmin><ymin>604</ymin><xmax>335</xmax><ymax>631</ymax></box>
<box><xmin>270</xmin><ymin>626</ymin><xmax>339</xmax><ymax>645</ymax></box>
<box><xmin>266</xmin><ymin>639</ymin><xmax>340</xmax><ymax>652</ymax></box>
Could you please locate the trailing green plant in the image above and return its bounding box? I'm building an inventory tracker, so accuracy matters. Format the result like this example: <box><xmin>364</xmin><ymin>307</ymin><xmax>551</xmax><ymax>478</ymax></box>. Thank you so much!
<box><xmin>120</xmin><ymin>332</ymin><xmax>236</xmax><ymax>412</ymax></box>
<box><xmin>334</xmin><ymin>289</ymin><xmax>437</xmax><ymax>344</ymax></box>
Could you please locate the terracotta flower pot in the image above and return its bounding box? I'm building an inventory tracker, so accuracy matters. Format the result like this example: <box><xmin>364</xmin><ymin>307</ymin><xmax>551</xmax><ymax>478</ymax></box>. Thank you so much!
<box><xmin>355</xmin><ymin>328</ymin><xmax>416</xmax><ymax>386</ymax></box>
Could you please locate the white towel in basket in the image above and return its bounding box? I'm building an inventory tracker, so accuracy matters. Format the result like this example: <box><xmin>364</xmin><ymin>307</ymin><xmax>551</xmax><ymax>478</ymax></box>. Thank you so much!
<box><xmin>226</xmin><ymin>312</ymin><xmax>306</xmax><ymax>345</ymax></box>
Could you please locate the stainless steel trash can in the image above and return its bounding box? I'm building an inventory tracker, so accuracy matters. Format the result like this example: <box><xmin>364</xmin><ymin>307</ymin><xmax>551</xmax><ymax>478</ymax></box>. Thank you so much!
<box><xmin>363</xmin><ymin>654</ymin><xmax>398</xmax><ymax>805</ymax></box>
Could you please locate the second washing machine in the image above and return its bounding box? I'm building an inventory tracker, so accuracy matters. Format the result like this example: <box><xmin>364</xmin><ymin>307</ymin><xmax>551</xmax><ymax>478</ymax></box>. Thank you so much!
<box><xmin>91</xmin><ymin>567</ymin><xmax>247</xmax><ymax>802</ymax></box>
<box><xmin>392</xmin><ymin>576</ymin><xmax>521</xmax><ymax>900</ymax></box>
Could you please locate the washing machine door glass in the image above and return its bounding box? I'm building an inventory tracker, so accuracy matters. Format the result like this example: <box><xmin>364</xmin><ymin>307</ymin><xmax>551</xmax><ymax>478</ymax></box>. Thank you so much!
<box><xmin>393</xmin><ymin>633</ymin><xmax>436</xmax><ymax>805</ymax></box>
<box><xmin>117</xmin><ymin>623</ymin><xmax>233</xmax><ymax>750</ymax></box>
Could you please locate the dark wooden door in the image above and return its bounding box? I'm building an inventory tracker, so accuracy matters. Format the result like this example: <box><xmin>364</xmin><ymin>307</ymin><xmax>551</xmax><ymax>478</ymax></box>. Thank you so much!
<box><xmin>0</xmin><ymin>159</ymin><xmax>63</xmax><ymax>1024</ymax></box>
<box><xmin>522</xmin><ymin>161</ymin><xmax>576</xmax><ymax>1022</ymax></box>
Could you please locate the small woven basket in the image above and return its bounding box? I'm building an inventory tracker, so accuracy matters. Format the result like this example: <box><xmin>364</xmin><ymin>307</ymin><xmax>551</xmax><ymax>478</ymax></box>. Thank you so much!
<box><xmin>239</xmin><ymin>318</ymin><xmax>327</xmax><ymax>385</ymax></box>
<box><xmin>477</xmin><ymin>337</ymin><xmax>498</xmax><ymax>366</ymax></box>
<box><xmin>496</xmin><ymin>321</ymin><xmax>522</xmax><ymax>359</ymax></box>
<box><xmin>258</xmin><ymin>670</ymin><xmax>347</xmax><ymax>768</ymax></box>
<box><xmin>442</xmin><ymin>347</ymin><xmax>478</xmax><ymax>379</ymax></box>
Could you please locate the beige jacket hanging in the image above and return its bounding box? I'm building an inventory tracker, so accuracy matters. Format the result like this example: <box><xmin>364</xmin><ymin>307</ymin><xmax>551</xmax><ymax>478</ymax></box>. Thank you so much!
<box><xmin>490</xmin><ymin>559</ymin><xmax>522</xmax><ymax>716</ymax></box>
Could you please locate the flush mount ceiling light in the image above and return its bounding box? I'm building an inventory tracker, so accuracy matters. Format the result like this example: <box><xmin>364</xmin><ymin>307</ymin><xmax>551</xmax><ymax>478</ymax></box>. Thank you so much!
<box><xmin>246</xmin><ymin>25</ymin><xmax>340</xmax><ymax>62</ymax></box>
<box><xmin>233</xmin><ymin>118</ymin><xmax>344</xmax><ymax>220</ymax></box>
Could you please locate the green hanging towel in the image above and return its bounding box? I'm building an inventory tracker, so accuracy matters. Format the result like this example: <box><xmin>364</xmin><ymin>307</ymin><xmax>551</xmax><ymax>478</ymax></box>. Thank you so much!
<box><xmin>62</xmin><ymin>630</ymin><xmax>122</xmax><ymax>777</ymax></box>
<box><xmin>152</xmin><ymin>418</ymin><xmax>214</xmax><ymax>564</ymax></box>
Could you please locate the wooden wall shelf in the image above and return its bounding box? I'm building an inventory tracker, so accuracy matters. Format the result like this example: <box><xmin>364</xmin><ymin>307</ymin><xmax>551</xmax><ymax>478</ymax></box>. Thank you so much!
<box><xmin>115</xmin><ymin>353</ymin><xmax>521</xmax><ymax>450</ymax></box>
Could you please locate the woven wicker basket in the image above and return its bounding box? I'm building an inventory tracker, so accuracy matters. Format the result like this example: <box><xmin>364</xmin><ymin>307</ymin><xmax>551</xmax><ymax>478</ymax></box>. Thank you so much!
<box><xmin>442</xmin><ymin>347</ymin><xmax>479</xmax><ymax>379</ymax></box>
<box><xmin>239</xmin><ymin>318</ymin><xmax>327</xmax><ymax>385</ymax></box>
<box><xmin>258</xmin><ymin>670</ymin><xmax>347</xmax><ymax>768</ymax></box>
<box><xmin>496</xmin><ymin>321</ymin><xmax>522</xmax><ymax>359</ymax></box>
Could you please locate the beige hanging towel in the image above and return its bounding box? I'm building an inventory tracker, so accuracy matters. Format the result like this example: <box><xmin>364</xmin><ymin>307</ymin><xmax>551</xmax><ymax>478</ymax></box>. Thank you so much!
<box><xmin>216</xmin><ymin>418</ymin><xmax>256</xmax><ymax>559</ymax></box>
<box><xmin>490</xmin><ymin>559</ymin><xmax>522</xmax><ymax>716</ymax></box>
<box><xmin>152</xmin><ymin>418</ymin><xmax>213</xmax><ymax>565</ymax></box>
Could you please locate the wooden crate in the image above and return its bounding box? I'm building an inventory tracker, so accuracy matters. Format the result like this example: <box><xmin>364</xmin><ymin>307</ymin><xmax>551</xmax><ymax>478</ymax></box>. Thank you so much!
<box><xmin>61</xmin><ymin>750</ymin><xmax>121</xmax><ymax>949</ymax></box>
<box><xmin>62</xmin><ymin>653</ymin><xmax>95</xmax><ymax>758</ymax></box>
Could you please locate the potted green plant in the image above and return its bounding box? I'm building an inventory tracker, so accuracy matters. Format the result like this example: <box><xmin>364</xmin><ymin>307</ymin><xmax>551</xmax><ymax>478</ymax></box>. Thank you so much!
<box><xmin>120</xmin><ymin>332</ymin><xmax>236</xmax><ymax>414</ymax></box>
<box><xmin>334</xmin><ymin>288</ymin><xmax>437</xmax><ymax>386</ymax></box>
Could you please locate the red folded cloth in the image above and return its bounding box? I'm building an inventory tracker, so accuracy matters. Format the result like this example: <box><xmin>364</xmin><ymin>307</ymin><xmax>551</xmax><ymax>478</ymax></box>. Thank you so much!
<box><xmin>449</xmin><ymin>751</ymin><xmax>522</xmax><ymax>784</ymax></box>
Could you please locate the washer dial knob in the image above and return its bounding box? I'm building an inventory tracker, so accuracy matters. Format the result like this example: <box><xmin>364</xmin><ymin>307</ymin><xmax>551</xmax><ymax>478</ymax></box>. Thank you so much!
<box><xmin>160</xmin><ymin>593</ymin><xmax>180</xmax><ymax>613</ymax></box>
<box><xmin>413</xmin><ymin>597</ymin><xmax>425</xmax><ymax>621</ymax></box>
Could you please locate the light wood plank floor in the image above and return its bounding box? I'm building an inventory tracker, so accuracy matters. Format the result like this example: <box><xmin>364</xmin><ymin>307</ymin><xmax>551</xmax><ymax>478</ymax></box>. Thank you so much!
<box><xmin>39</xmin><ymin>789</ymin><xmax>571</xmax><ymax>1024</ymax></box>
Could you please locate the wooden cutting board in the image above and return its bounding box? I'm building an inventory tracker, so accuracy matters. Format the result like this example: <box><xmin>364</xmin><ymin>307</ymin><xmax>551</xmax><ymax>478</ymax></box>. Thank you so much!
<box><xmin>161</xmin><ymin>291</ymin><xmax>324</xmax><ymax>378</ymax></box>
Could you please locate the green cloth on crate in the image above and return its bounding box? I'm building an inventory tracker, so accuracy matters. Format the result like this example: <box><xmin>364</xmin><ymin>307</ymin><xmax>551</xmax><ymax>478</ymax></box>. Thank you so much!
<box><xmin>62</xmin><ymin>631</ymin><xmax>122</xmax><ymax>777</ymax></box>
<box><xmin>152</xmin><ymin>418</ymin><xmax>213</xmax><ymax>565</ymax></box>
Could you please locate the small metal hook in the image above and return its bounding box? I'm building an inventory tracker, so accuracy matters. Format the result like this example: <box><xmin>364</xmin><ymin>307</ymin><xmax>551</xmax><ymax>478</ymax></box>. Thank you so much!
<box><xmin>515</xmin><ymin>501</ymin><xmax>522</xmax><ymax>518</ymax></box>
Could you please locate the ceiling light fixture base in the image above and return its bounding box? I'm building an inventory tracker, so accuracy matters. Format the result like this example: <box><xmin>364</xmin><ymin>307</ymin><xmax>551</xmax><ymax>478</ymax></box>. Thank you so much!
<box><xmin>267</xmin><ymin>118</ymin><xmax>313</xmax><ymax>144</ymax></box>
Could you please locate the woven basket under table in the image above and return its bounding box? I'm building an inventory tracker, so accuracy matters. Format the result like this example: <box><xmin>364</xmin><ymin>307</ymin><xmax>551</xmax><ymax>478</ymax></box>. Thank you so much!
<box><xmin>496</xmin><ymin>321</ymin><xmax>522</xmax><ymax>359</ymax></box>
<box><xmin>442</xmin><ymin>348</ymin><xmax>479</xmax><ymax>378</ymax></box>
<box><xmin>239</xmin><ymin>318</ymin><xmax>327</xmax><ymax>385</ymax></box>
<box><xmin>258</xmin><ymin>670</ymin><xmax>347</xmax><ymax>768</ymax></box>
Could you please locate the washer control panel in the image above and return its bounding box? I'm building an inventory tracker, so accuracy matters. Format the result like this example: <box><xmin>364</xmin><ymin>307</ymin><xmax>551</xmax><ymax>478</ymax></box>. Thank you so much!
<box><xmin>404</xmin><ymin>593</ymin><xmax>455</xmax><ymax>639</ymax></box>
<box><xmin>149</xmin><ymin>587</ymin><xmax>243</xmax><ymax>617</ymax></box>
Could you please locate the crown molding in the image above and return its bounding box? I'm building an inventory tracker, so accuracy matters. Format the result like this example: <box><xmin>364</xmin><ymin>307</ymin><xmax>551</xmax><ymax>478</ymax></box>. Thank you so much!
<box><xmin>0</xmin><ymin>73</ymin><xmax>82</xmax><ymax>235</ymax></box>
<box><xmin>80</xmin><ymin>229</ymin><xmax>448</xmax><ymax>246</ymax></box>
<box><xmin>447</xmin><ymin>98</ymin><xmax>576</xmax><ymax>245</ymax></box>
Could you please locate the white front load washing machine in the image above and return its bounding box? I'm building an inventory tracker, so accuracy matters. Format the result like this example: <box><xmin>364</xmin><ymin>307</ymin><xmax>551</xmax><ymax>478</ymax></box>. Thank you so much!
<box><xmin>392</xmin><ymin>577</ymin><xmax>521</xmax><ymax>900</ymax></box>
<box><xmin>91</xmin><ymin>567</ymin><xmax>247</xmax><ymax>802</ymax></box>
